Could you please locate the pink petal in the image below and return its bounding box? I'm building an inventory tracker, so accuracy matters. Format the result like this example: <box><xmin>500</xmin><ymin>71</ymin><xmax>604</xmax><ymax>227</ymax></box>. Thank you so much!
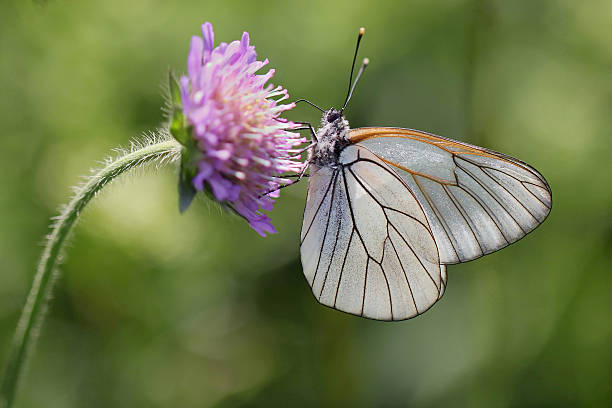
<box><xmin>188</xmin><ymin>36</ymin><xmax>203</xmax><ymax>83</ymax></box>
<box><xmin>201</xmin><ymin>22</ymin><xmax>214</xmax><ymax>62</ymax></box>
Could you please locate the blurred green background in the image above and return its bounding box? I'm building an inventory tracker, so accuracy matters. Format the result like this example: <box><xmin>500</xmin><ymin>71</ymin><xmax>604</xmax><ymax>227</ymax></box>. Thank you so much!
<box><xmin>1</xmin><ymin>0</ymin><xmax>611</xmax><ymax>406</ymax></box>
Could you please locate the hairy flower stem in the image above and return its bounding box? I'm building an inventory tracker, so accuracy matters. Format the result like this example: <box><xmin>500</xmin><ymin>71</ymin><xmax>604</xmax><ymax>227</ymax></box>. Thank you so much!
<box><xmin>0</xmin><ymin>137</ymin><xmax>181</xmax><ymax>408</ymax></box>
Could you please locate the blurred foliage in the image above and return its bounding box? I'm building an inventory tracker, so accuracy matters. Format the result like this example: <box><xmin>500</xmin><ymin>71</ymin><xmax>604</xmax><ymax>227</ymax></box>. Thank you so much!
<box><xmin>1</xmin><ymin>0</ymin><xmax>611</xmax><ymax>407</ymax></box>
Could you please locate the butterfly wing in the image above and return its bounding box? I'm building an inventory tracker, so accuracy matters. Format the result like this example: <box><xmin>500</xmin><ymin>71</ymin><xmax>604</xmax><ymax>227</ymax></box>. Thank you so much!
<box><xmin>349</xmin><ymin>127</ymin><xmax>552</xmax><ymax>264</ymax></box>
<box><xmin>300</xmin><ymin>145</ymin><xmax>446</xmax><ymax>321</ymax></box>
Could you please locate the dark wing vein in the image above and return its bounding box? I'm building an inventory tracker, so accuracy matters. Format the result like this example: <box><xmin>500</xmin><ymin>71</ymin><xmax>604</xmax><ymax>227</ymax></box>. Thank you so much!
<box><xmin>481</xmin><ymin>165</ymin><xmax>552</xmax><ymax>209</ymax></box>
<box><xmin>454</xmin><ymin>157</ymin><xmax>528</xmax><ymax>234</ymax></box>
<box><xmin>442</xmin><ymin>185</ymin><xmax>485</xmax><ymax>256</ymax></box>
<box><xmin>361</xmin><ymin>257</ymin><xmax>369</xmax><ymax>316</ymax></box>
<box><xmin>520</xmin><ymin>182</ymin><xmax>552</xmax><ymax>209</ymax></box>
<box><xmin>310</xmin><ymin>171</ymin><xmax>338</xmax><ymax>287</ymax></box>
<box><xmin>453</xmin><ymin>179</ymin><xmax>510</xmax><ymax>244</ymax></box>
<box><xmin>388</xmin><ymin>234</ymin><xmax>419</xmax><ymax>313</ymax></box>
<box><xmin>480</xmin><ymin>167</ymin><xmax>539</xmax><ymax>223</ymax></box>
<box><xmin>411</xmin><ymin>173</ymin><xmax>461</xmax><ymax>261</ymax></box>
<box><xmin>458</xmin><ymin>154</ymin><xmax>549</xmax><ymax>217</ymax></box>
<box><xmin>389</xmin><ymin>223</ymin><xmax>438</xmax><ymax>290</ymax></box>
<box><xmin>318</xmin><ymin>179</ymin><xmax>343</xmax><ymax>299</ymax></box>
<box><xmin>301</xmin><ymin>171</ymin><xmax>337</xmax><ymax>245</ymax></box>
<box><xmin>333</xmin><ymin>229</ymin><xmax>354</xmax><ymax>307</ymax></box>
<box><xmin>339</xmin><ymin>166</ymin><xmax>379</xmax><ymax>317</ymax></box>
<box><xmin>378</xmin><ymin>238</ymin><xmax>394</xmax><ymax>320</ymax></box>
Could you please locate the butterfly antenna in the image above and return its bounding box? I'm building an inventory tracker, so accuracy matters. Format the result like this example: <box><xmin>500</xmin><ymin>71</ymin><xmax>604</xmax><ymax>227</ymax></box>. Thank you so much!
<box><xmin>342</xmin><ymin>58</ymin><xmax>369</xmax><ymax>113</ymax></box>
<box><xmin>341</xmin><ymin>27</ymin><xmax>368</xmax><ymax>113</ymax></box>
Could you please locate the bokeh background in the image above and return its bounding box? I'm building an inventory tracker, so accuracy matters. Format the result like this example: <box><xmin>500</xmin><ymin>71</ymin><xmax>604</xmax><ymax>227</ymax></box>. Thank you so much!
<box><xmin>1</xmin><ymin>0</ymin><xmax>611</xmax><ymax>406</ymax></box>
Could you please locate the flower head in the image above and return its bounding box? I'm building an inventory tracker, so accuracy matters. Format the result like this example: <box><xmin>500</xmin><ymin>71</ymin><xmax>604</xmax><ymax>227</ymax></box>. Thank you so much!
<box><xmin>176</xmin><ymin>22</ymin><xmax>305</xmax><ymax>236</ymax></box>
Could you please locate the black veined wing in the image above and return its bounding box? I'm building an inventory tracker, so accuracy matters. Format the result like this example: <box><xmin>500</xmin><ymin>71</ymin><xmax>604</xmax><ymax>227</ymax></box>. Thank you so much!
<box><xmin>349</xmin><ymin>127</ymin><xmax>553</xmax><ymax>264</ymax></box>
<box><xmin>300</xmin><ymin>144</ymin><xmax>447</xmax><ymax>321</ymax></box>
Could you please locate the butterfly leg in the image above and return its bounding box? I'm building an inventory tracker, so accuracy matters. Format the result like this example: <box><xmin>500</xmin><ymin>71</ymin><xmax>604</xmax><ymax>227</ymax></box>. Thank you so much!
<box><xmin>294</xmin><ymin>98</ymin><xmax>326</xmax><ymax>113</ymax></box>
<box><xmin>259</xmin><ymin>162</ymin><xmax>311</xmax><ymax>198</ymax></box>
<box><xmin>273</xmin><ymin>117</ymin><xmax>318</xmax><ymax>143</ymax></box>
<box><xmin>278</xmin><ymin>141</ymin><xmax>316</xmax><ymax>160</ymax></box>
<box><xmin>292</xmin><ymin>121</ymin><xmax>318</xmax><ymax>143</ymax></box>
<box><xmin>260</xmin><ymin>119</ymin><xmax>316</xmax><ymax>198</ymax></box>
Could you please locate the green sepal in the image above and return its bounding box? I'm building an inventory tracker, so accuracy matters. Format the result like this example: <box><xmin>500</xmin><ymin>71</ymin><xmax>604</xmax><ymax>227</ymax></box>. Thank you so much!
<box><xmin>177</xmin><ymin>144</ymin><xmax>202</xmax><ymax>213</ymax></box>
<box><xmin>168</xmin><ymin>70</ymin><xmax>191</xmax><ymax>146</ymax></box>
<box><xmin>178</xmin><ymin>170</ymin><xmax>196</xmax><ymax>213</ymax></box>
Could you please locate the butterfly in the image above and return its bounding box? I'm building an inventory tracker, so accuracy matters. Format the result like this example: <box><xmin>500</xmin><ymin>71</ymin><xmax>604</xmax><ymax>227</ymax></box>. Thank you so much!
<box><xmin>292</xmin><ymin>28</ymin><xmax>552</xmax><ymax>321</ymax></box>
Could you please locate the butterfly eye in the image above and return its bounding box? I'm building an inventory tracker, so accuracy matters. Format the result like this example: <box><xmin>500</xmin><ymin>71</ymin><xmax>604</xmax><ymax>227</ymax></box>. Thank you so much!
<box><xmin>326</xmin><ymin>110</ymin><xmax>341</xmax><ymax>122</ymax></box>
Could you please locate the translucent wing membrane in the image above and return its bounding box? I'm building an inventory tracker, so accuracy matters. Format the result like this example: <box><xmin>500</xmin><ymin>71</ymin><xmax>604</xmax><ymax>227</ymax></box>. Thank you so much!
<box><xmin>350</xmin><ymin>128</ymin><xmax>552</xmax><ymax>264</ymax></box>
<box><xmin>300</xmin><ymin>145</ymin><xmax>446</xmax><ymax>321</ymax></box>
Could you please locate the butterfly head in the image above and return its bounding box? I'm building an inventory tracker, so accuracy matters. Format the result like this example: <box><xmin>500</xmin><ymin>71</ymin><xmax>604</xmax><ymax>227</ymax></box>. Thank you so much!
<box><xmin>325</xmin><ymin>108</ymin><xmax>343</xmax><ymax>123</ymax></box>
<box><xmin>320</xmin><ymin>107</ymin><xmax>349</xmax><ymax>136</ymax></box>
<box><xmin>320</xmin><ymin>108</ymin><xmax>349</xmax><ymax>134</ymax></box>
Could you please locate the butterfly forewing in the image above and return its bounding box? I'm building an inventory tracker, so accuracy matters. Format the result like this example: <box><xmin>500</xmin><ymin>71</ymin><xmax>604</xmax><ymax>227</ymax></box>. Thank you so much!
<box><xmin>300</xmin><ymin>145</ymin><xmax>446</xmax><ymax>321</ymax></box>
<box><xmin>349</xmin><ymin>127</ymin><xmax>552</xmax><ymax>264</ymax></box>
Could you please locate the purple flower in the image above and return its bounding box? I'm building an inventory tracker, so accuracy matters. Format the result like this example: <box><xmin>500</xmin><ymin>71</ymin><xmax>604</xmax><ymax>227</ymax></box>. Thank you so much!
<box><xmin>179</xmin><ymin>22</ymin><xmax>306</xmax><ymax>236</ymax></box>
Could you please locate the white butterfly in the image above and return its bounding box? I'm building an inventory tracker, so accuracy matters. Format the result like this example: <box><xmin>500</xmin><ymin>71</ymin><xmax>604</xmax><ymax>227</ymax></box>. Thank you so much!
<box><xmin>295</xmin><ymin>28</ymin><xmax>552</xmax><ymax>321</ymax></box>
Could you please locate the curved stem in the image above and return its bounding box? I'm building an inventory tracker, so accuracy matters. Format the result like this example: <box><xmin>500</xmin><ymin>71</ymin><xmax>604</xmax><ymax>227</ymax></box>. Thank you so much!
<box><xmin>0</xmin><ymin>136</ymin><xmax>181</xmax><ymax>408</ymax></box>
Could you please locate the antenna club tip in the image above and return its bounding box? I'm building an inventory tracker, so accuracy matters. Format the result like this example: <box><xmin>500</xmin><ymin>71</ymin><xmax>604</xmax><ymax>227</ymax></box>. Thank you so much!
<box><xmin>359</xmin><ymin>27</ymin><xmax>366</xmax><ymax>35</ymax></box>
<box><xmin>363</xmin><ymin>57</ymin><xmax>370</xmax><ymax>65</ymax></box>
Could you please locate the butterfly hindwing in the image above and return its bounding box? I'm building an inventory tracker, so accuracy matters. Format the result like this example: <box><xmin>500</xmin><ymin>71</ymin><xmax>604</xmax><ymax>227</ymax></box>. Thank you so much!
<box><xmin>300</xmin><ymin>145</ymin><xmax>446</xmax><ymax>321</ymax></box>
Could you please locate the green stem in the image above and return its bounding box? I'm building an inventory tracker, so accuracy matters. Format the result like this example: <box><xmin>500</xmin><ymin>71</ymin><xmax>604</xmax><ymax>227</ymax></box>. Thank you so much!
<box><xmin>0</xmin><ymin>136</ymin><xmax>181</xmax><ymax>408</ymax></box>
